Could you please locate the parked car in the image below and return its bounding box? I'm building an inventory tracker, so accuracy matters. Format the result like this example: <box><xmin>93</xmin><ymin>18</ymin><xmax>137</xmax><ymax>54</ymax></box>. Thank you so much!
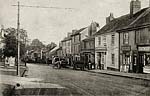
<box><xmin>73</xmin><ymin>60</ymin><xmax>85</xmax><ymax>71</ymax></box>
<box><xmin>52</xmin><ymin>57</ymin><xmax>68</xmax><ymax>69</ymax></box>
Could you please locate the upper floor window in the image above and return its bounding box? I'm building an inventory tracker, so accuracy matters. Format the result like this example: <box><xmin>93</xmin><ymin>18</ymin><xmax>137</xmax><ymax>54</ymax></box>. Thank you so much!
<box><xmin>111</xmin><ymin>34</ymin><xmax>115</xmax><ymax>45</ymax></box>
<box><xmin>98</xmin><ymin>36</ymin><xmax>101</xmax><ymax>45</ymax></box>
<box><xmin>136</xmin><ymin>29</ymin><xmax>150</xmax><ymax>44</ymax></box>
<box><xmin>112</xmin><ymin>54</ymin><xmax>115</xmax><ymax>65</ymax></box>
<box><xmin>103</xmin><ymin>35</ymin><xmax>107</xmax><ymax>47</ymax></box>
<box><xmin>123</xmin><ymin>32</ymin><xmax>129</xmax><ymax>44</ymax></box>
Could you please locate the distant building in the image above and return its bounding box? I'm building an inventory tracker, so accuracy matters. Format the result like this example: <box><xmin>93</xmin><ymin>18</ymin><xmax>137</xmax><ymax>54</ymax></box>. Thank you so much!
<box><xmin>71</xmin><ymin>28</ymin><xmax>86</xmax><ymax>61</ymax></box>
<box><xmin>81</xmin><ymin>22</ymin><xmax>99</xmax><ymax>68</ymax></box>
<box><xmin>61</xmin><ymin>33</ymin><xmax>72</xmax><ymax>57</ymax></box>
<box><xmin>0</xmin><ymin>25</ymin><xmax>5</xmax><ymax>61</ymax></box>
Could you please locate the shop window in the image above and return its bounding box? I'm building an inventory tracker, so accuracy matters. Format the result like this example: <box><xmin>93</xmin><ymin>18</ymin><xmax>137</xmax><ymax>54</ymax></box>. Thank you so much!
<box><xmin>112</xmin><ymin>54</ymin><xmax>115</xmax><ymax>65</ymax></box>
<box><xmin>123</xmin><ymin>32</ymin><xmax>129</xmax><ymax>44</ymax></box>
<box><xmin>102</xmin><ymin>54</ymin><xmax>105</xmax><ymax>64</ymax></box>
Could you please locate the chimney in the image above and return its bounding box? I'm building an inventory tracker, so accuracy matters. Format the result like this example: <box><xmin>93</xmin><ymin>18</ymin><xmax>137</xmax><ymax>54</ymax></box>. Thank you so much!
<box><xmin>67</xmin><ymin>32</ymin><xmax>72</xmax><ymax>37</ymax></box>
<box><xmin>106</xmin><ymin>13</ymin><xmax>114</xmax><ymax>24</ymax></box>
<box><xmin>72</xmin><ymin>29</ymin><xmax>77</xmax><ymax>34</ymax></box>
<box><xmin>130</xmin><ymin>0</ymin><xmax>141</xmax><ymax>16</ymax></box>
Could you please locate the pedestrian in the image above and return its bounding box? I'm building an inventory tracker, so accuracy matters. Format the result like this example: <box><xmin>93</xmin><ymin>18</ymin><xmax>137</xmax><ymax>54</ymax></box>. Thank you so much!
<box><xmin>88</xmin><ymin>60</ymin><xmax>91</xmax><ymax>70</ymax></box>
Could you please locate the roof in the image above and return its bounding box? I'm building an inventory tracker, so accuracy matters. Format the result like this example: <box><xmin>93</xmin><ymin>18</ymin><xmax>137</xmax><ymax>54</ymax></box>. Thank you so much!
<box><xmin>95</xmin><ymin>7</ymin><xmax>149</xmax><ymax>35</ymax></box>
<box><xmin>71</xmin><ymin>27</ymin><xmax>87</xmax><ymax>36</ymax></box>
<box><xmin>50</xmin><ymin>46</ymin><xmax>59</xmax><ymax>53</ymax></box>
<box><xmin>61</xmin><ymin>36</ymin><xmax>72</xmax><ymax>42</ymax></box>
<box><xmin>82</xmin><ymin>36</ymin><xmax>94</xmax><ymax>42</ymax></box>
<box><xmin>118</xmin><ymin>7</ymin><xmax>150</xmax><ymax>31</ymax></box>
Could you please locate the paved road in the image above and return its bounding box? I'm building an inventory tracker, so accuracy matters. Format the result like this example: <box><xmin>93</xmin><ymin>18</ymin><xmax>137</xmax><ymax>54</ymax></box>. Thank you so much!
<box><xmin>27</xmin><ymin>63</ymin><xmax>150</xmax><ymax>96</ymax></box>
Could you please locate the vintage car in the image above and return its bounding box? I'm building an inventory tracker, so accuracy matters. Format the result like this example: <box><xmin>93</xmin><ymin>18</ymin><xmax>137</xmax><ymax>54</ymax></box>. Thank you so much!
<box><xmin>73</xmin><ymin>61</ymin><xmax>85</xmax><ymax>71</ymax></box>
<box><xmin>52</xmin><ymin>57</ymin><xmax>69</xmax><ymax>69</ymax></box>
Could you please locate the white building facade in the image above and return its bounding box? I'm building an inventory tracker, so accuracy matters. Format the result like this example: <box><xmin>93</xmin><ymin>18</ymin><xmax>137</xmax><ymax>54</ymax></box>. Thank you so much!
<box><xmin>95</xmin><ymin>32</ymin><xmax>119</xmax><ymax>70</ymax></box>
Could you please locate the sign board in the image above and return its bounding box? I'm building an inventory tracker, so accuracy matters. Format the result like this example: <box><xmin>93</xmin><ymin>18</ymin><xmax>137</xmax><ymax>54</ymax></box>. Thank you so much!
<box><xmin>138</xmin><ymin>46</ymin><xmax>150</xmax><ymax>52</ymax></box>
<box><xmin>121</xmin><ymin>45</ymin><xmax>131</xmax><ymax>51</ymax></box>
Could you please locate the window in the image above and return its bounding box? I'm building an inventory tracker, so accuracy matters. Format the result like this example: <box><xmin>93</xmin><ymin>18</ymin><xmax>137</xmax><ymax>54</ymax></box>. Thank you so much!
<box><xmin>123</xmin><ymin>32</ymin><xmax>129</xmax><ymax>44</ymax></box>
<box><xmin>111</xmin><ymin>34</ymin><xmax>115</xmax><ymax>45</ymax></box>
<box><xmin>136</xmin><ymin>29</ymin><xmax>150</xmax><ymax>44</ymax></box>
<box><xmin>102</xmin><ymin>54</ymin><xmax>105</xmax><ymax>64</ymax></box>
<box><xmin>98</xmin><ymin>36</ymin><xmax>101</xmax><ymax>45</ymax></box>
<box><xmin>112</xmin><ymin>54</ymin><xmax>115</xmax><ymax>65</ymax></box>
<box><xmin>103</xmin><ymin>35</ymin><xmax>107</xmax><ymax>46</ymax></box>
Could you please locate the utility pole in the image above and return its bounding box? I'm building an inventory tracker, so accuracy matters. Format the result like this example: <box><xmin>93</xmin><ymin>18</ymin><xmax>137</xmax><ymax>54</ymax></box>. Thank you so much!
<box><xmin>17</xmin><ymin>1</ymin><xmax>20</xmax><ymax>76</ymax></box>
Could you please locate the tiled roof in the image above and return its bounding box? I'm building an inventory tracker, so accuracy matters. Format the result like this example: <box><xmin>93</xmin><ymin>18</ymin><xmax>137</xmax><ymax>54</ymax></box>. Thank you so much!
<box><xmin>123</xmin><ymin>8</ymin><xmax>150</xmax><ymax>29</ymax></box>
<box><xmin>95</xmin><ymin>7</ymin><xmax>149</xmax><ymax>35</ymax></box>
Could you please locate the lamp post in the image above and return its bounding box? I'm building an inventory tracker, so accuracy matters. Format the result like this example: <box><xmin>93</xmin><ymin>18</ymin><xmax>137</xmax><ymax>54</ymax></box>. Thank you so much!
<box><xmin>17</xmin><ymin>1</ymin><xmax>20</xmax><ymax>76</ymax></box>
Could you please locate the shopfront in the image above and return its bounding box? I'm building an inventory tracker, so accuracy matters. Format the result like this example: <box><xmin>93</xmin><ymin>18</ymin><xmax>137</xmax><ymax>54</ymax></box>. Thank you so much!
<box><xmin>138</xmin><ymin>46</ymin><xmax>150</xmax><ymax>73</ymax></box>
<box><xmin>96</xmin><ymin>51</ymin><xmax>107</xmax><ymax>70</ymax></box>
<box><xmin>120</xmin><ymin>45</ymin><xmax>132</xmax><ymax>73</ymax></box>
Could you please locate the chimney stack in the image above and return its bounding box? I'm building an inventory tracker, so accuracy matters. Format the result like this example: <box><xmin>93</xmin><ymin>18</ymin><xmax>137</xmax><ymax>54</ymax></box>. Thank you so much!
<box><xmin>130</xmin><ymin>0</ymin><xmax>141</xmax><ymax>16</ymax></box>
<box><xmin>67</xmin><ymin>32</ymin><xmax>72</xmax><ymax>37</ymax></box>
<box><xmin>72</xmin><ymin>29</ymin><xmax>77</xmax><ymax>34</ymax></box>
<box><xmin>106</xmin><ymin>13</ymin><xmax>114</xmax><ymax>24</ymax></box>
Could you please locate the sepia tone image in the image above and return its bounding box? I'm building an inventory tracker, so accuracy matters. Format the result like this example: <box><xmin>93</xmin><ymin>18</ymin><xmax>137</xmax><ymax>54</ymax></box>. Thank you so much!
<box><xmin>0</xmin><ymin>0</ymin><xmax>150</xmax><ymax>96</ymax></box>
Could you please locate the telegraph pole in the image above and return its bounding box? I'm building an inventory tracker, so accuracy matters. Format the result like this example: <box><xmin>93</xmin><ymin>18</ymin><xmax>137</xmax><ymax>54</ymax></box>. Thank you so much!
<box><xmin>17</xmin><ymin>1</ymin><xmax>20</xmax><ymax>76</ymax></box>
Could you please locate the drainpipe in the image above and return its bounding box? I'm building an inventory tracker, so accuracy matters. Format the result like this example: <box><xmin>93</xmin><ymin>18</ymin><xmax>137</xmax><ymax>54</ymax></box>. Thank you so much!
<box><xmin>118</xmin><ymin>32</ymin><xmax>121</xmax><ymax>71</ymax></box>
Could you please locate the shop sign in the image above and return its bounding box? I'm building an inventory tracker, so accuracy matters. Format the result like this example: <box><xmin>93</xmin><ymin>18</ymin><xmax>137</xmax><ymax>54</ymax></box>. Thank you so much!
<box><xmin>138</xmin><ymin>46</ymin><xmax>150</xmax><ymax>52</ymax></box>
<box><xmin>121</xmin><ymin>45</ymin><xmax>131</xmax><ymax>51</ymax></box>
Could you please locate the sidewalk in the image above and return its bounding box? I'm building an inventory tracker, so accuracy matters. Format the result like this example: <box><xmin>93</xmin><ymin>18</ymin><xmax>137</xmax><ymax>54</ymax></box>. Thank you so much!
<box><xmin>0</xmin><ymin>62</ymin><xmax>28</xmax><ymax>77</ymax></box>
<box><xmin>86</xmin><ymin>69</ymin><xmax>150</xmax><ymax>81</ymax></box>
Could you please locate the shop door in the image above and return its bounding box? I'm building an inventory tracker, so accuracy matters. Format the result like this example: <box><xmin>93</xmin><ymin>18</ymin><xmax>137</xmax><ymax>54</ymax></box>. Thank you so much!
<box><xmin>133</xmin><ymin>56</ymin><xmax>137</xmax><ymax>73</ymax></box>
<box><xmin>138</xmin><ymin>54</ymin><xmax>144</xmax><ymax>73</ymax></box>
<box><xmin>85</xmin><ymin>54</ymin><xmax>88</xmax><ymax>67</ymax></box>
<box><xmin>98</xmin><ymin>53</ymin><xmax>101</xmax><ymax>69</ymax></box>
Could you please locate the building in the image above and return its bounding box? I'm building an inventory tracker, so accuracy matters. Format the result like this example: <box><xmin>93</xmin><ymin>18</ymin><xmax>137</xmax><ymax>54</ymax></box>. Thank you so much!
<box><xmin>71</xmin><ymin>28</ymin><xmax>86</xmax><ymax>61</ymax></box>
<box><xmin>81</xmin><ymin>22</ymin><xmax>99</xmax><ymax>69</ymax></box>
<box><xmin>61</xmin><ymin>33</ymin><xmax>72</xmax><ymax>57</ymax></box>
<box><xmin>94</xmin><ymin>0</ymin><xmax>148</xmax><ymax>71</ymax></box>
<box><xmin>95</xmin><ymin>13</ymin><xmax>120</xmax><ymax>71</ymax></box>
<box><xmin>56</xmin><ymin>47</ymin><xmax>63</xmax><ymax>57</ymax></box>
<box><xmin>117</xmin><ymin>3</ymin><xmax>150</xmax><ymax>73</ymax></box>
<box><xmin>0</xmin><ymin>25</ymin><xmax>5</xmax><ymax>61</ymax></box>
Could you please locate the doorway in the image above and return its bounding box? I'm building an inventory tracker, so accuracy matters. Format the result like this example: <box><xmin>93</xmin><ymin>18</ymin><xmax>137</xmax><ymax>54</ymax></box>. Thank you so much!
<box><xmin>138</xmin><ymin>53</ymin><xmax>144</xmax><ymax>73</ymax></box>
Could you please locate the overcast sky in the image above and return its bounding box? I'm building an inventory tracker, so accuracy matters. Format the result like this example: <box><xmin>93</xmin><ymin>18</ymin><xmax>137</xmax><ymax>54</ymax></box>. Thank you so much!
<box><xmin>0</xmin><ymin>0</ymin><xmax>149</xmax><ymax>45</ymax></box>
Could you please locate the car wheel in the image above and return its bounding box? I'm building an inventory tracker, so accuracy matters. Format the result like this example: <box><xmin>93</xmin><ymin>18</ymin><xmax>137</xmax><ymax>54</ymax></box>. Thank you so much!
<box><xmin>58</xmin><ymin>63</ymin><xmax>61</xmax><ymax>69</ymax></box>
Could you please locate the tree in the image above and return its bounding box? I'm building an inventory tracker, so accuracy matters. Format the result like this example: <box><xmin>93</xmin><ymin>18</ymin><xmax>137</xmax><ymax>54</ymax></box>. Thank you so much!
<box><xmin>3</xmin><ymin>28</ymin><xmax>28</xmax><ymax>57</ymax></box>
<box><xmin>30</xmin><ymin>39</ymin><xmax>45</xmax><ymax>50</ymax></box>
<box><xmin>3</xmin><ymin>32</ymin><xmax>17</xmax><ymax>57</ymax></box>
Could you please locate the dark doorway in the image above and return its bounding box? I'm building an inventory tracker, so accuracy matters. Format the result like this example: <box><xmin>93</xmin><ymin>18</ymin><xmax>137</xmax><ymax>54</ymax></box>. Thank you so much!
<box><xmin>138</xmin><ymin>53</ymin><xmax>144</xmax><ymax>73</ymax></box>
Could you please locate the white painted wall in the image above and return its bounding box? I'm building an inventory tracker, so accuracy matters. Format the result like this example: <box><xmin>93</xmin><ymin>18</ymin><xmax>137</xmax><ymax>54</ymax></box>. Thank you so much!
<box><xmin>95</xmin><ymin>32</ymin><xmax>119</xmax><ymax>70</ymax></box>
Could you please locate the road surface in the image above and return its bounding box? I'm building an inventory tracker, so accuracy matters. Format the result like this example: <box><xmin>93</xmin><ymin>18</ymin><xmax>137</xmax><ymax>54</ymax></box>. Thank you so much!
<box><xmin>27</xmin><ymin>63</ymin><xmax>150</xmax><ymax>96</ymax></box>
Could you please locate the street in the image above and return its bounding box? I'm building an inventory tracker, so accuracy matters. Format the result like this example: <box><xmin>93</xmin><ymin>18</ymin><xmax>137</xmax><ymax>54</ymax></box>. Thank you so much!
<box><xmin>26</xmin><ymin>63</ymin><xmax>150</xmax><ymax>96</ymax></box>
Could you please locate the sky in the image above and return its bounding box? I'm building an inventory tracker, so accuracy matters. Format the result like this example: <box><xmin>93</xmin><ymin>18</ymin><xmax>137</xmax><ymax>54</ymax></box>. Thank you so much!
<box><xmin>0</xmin><ymin>0</ymin><xmax>149</xmax><ymax>45</ymax></box>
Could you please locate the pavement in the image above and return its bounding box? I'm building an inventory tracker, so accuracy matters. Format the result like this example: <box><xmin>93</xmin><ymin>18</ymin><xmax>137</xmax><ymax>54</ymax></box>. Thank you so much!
<box><xmin>0</xmin><ymin>62</ymin><xmax>70</xmax><ymax>96</ymax></box>
<box><xmin>86</xmin><ymin>69</ymin><xmax>150</xmax><ymax>81</ymax></box>
<box><xmin>52</xmin><ymin>64</ymin><xmax>150</xmax><ymax>81</ymax></box>
<box><xmin>0</xmin><ymin>62</ymin><xmax>28</xmax><ymax>76</ymax></box>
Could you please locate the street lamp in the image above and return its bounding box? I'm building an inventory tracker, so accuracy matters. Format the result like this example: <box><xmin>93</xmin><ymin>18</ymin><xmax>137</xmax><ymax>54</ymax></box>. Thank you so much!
<box><xmin>16</xmin><ymin>1</ymin><xmax>20</xmax><ymax>76</ymax></box>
